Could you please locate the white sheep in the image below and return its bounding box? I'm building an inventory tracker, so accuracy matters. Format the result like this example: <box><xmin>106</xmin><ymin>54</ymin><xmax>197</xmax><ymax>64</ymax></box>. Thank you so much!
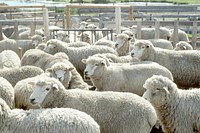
<box><xmin>0</xmin><ymin>65</ymin><xmax>44</xmax><ymax>87</ymax></box>
<box><xmin>85</xmin><ymin>23</ymin><xmax>103</xmax><ymax>41</ymax></box>
<box><xmin>92</xmin><ymin>53</ymin><xmax>139</xmax><ymax>63</ymax></box>
<box><xmin>77</xmin><ymin>31</ymin><xmax>95</xmax><ymax>44</ymax></box>
<box><xmin>0</xmin><ymin>97</ymin><xmax>100</xmax><ymax>133</ymax></box>
<box><xmin>131</xmin><ymin>39</ymin><xmax>200</xmax><ymax>88</ymax></box>
<box><xmin>29</xmin><ymin>77</ymin><xmax>157</xmax><ymax>133</ymax></box>
<box><xmin>131</xmin><ymin>26</ymin><xmax>171</xmax><ymax>40</ymax></box>
<box><xmin>82</xmin><ymin>56</ymin><xmax>173</xmax><ymax>96</ymax></box>
<box><xmin>174</xmin><ymin>41</ymin><xmax>193</xmax><ymax>50</ymax></box>
<box><xmin>46</xmin><ymin>62</ymin><xmax>90</xmax><ymax>90</ymax></box>
<box><xmin>122</xmin><ymin>29</ymin><xmax>136</xmax><ymax>43</ymax></box>
<box><xmin>14</xmin><ymin>73</ymin><xmax>50</xmax><ymax>110</ymax></box>
<box><xmin>42</xmin><ymin>40</ymin><xmax>118</xmax><ymax>77</ymax></box>
<box><xmin>54</xmin><ymin>30</ymin><xmax>70</xmax><ymax>43</ymax></box>
<box><xmin>21</xmin><ymin>49</ymin><xmax>70</xmax><ymax>71</ymax></box>
<box><xmin>0</xmin><ymin>50</ymin><xmax>21</xmax><ymax>69</ymax></box>
<box><xmin>169</xmin><ymin>29</ymin><xmax>190</xmax><ymax>42</ymax></box>
<box><xmin>115</xmin><ymin>33</ymin><xmax>132</xmax><ymax>56</ymax></box>
<box><xmin>94</xmin><ymin>39</ymin><xmax>116</xmax><ymax>49</ymax></box>
<box><xmin>148</xmin><ymin>39</ymin><xmax>173</xmax><ymax>50</ymax></box>
<box><xmin>143</xmin><ymin>75</ymin><xmax>200</xmax><ymax>133</ymax></box>
<box><xmin>31</xmin><ymin>34</ymin><xmax>44</xmax><ymax>47</ymax></box>
<box><xmin>0</xmin><ymin>77</ymin><xmax>15</xmax><ymax>109</ymax></box>
<box><xmin>100</xmin><ymin>32</ymin><xmax>117</xmax><ymax>41</ymax></box>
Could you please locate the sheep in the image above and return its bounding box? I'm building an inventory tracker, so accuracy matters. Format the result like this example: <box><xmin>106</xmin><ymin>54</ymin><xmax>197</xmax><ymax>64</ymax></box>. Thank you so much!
<box><xmin>21</xmin><ymin>49</ymin><xmax>71</xmax><ymax>71</ymax></box>
<box><xmin>143</xmin><ymin>75</ymin><xmax>200</xmax><ymax>133</ymax></box>
<box><xmin>42</xmin><ymin>40</ymin><xmax>118</xmax><ymax>77</ymax></box>
<box><xmin>92</xmin><ymin>53</ymin><xmax>139</xmax><ymax>63</ymax></box>
<box><xmin>82</xmin><ymin>56</ymin><xmax>173</xmax><ymax>96</ymax></box>
<box><xmin>0</xmin><ymin>65</ymin><xmax>44</xmax><ymax>87</ymax></box>
<box><xmin>54</xmin><ymin>30</ymin><xmax>70</xmax><ymax>43</ymax></box>
<box><xmin>35</xmin><ymin>42</ymin><xmax>46</xmax><ymax>50</ymax></box>
<box><xmin>100</xmin><ymin>32</ymin><xmax>117</xmax><ymax>41</ymax></box>
<box><xmin>14</xmin><ymin>72</ymin><xmax>51</xmax><ymax>110</ymax></box>
<box><xmin>0</xmin><ymin>97</ymin><xmax>100</xmax><ymax>133</ymax></box>
<box><xmin>0</xmin><ymin>50</ymin><xmax>21</xmax><ymax>69</ymax></box>
<box><xmin>115</xmin><ymin>33</ymin><xmax>132</xmax><ymax>56</ymax></box>
<box><xmin>148</xmin><ymin>39</ymin><xmax>173</xmax><ymax>50</ymax></box>
<box><xmin>31</xmin><ymin>34</ymin><xmax>44</xmax><ymax>47</ymax></box>
<box><xmin>169</xmin><ymin>29</ymin><xmax>190</xmax><ymax>43</ymax></box>
<box><xmin>131</xmin><ymin>26</ymin><xmax>171</xmax><ymax>40</ymax></box>
<box><xmin>131</xmin><ymin>39</ymin><xmax>200</xmax><ymax>88</ymax></box>
<box><xmin>94</xmin><ymin>39</ymin><xmax>116</xmax><ymax>48</ymax></box>
<box><xmin>46</xmin><ymin>62</ymin><xmax>90</xmax><ymax>90</ymax></box>
<box><xmin>0</xmin><ymin>77</ymin><xmax>15</xmax><ymax>109</ymax></box>
<box><xmin>0</xmin><ymin>39</ymin><xmax>19</xmax><ymax>55</ymax></box>
<box><xmin>77</xmin><ymin>31</ymin><xmax>95</xmax><ymax>44</ymax></box>
<box><xmin>85</xmin><ymin>23</ymin><xmax>103</xmax><ymax>41</ymax></box>
<box><xmin>174</xmin><ymin>41</ymin><xmax>193</xmax><ymax>50</ymax></box>
<box><xmin>29</xmin><ymin>77</ymin><xmax>157</xmax><ymax>133</ymax></box>
<box><xmin>122</xmin><ymin>29</ymin><xmax>136</xmax><ymax>43</ymax></box>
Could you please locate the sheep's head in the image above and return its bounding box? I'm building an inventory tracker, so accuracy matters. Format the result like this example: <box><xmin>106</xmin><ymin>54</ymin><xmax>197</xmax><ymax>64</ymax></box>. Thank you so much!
<box><xmin>46</xmin><ymin>63</ymin><xmax>74</xmax><ymax>87</ymax></box>
<box><xmin>131</xmin><ymin>40</ymin><xmax>153</xmax><ymax>60</ymax></box>
<box><xmin>82</xmin><ymin>56</ymin><xmax>108</xmax><ymax>79</ymax></box>
<box><xmin>115</xmin><ymin>33</ymin><xmax>131</xmax><ymax>49</ymax></box>
<box><xmin>31</xmin><ymin>34</ymin><xmax>43</xmax><ymax>47</ymax></box>
<box><xmin>29</xmin><ymin>78</ymin><xmax>63</xmax><ymax>106</ymax></box>
<box><xmin>0</xmin><ymin>98</ymin><xmax>10</xmax><ymax>117</ymax></box>
<box><xmin>174</xmin><ymin>41</ymin><xmax>193</xmax><ymax>51</ymax></box>
<box><xmin>43</xmin><ymin>39</ymin><xmax>58</xmax><ymax>55</ymax></box>
<box><xmin>142</xmin><ymin>75</ymin><xmax>177</xmax><ymax>108</ymax></box>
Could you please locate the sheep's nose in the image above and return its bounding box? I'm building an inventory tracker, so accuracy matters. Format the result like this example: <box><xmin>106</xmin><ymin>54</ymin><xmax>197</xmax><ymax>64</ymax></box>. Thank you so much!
<box><xmin>58</xmin><ymin>77</ymin><xmax>62</xmax><ymax>81</ymax></box>
<box><xmin>131</xmin><ymin>52</ymin><xmax>134</xmax><ymax>57</ymax></box>
<box><xmin>84</xmin><ymin>71</ymin><xmax>88</xmax><ymax>75</ymax></box>
<box><xmin>30</xmin><ymin>98</ymin><xmax>35</xmax><ymax>104</ymax></box>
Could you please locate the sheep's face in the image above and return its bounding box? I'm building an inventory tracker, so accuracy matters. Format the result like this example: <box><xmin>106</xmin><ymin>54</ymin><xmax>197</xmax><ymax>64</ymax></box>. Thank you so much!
<box><xmin>143</xmin><ymin>75</ymin><xmax>172</xmax><ymax>107</ymax></box>
<box><xmin>82</xmin><ymin>58</ymin><xmax>106</xmax><ymax>79</ymax></box>
<box><xmin>43</xmin><ymin>41</ymin><xmax>57</xmax><ymax>54</ymax></box>
<box><xmin>29</xmin><ymin>81</ymin><xmax>59</xmax><ymax>105</ymax></box>
<box><xmin>131</xmin><ymin>40</ymin><xmax>152</xmax><ymax>59</ymax></box>
<box><xmin>115</xmin><ymin>34</ymin><xmax>130</xmax><ymax>49</ymax></box>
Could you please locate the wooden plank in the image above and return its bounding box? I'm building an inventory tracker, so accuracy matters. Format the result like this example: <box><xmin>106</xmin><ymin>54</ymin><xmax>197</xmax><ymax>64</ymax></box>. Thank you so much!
<box><xmin>192</xmin><ymin>21</ymin><xmax>198</xmax><ymax>48</ymax></box>
<box><xmin>155</xmin><ymin>21</ymin><xmax>160</xmax><ymax>39</ymax></box>
<box><xmin>0</xmin><ymin>23</ymin><xmax>2</xmax><ymax>41</ymax></box>
<box><xmin>0</xmin><ymin>5</ymin><xmax>45</xmax><ymax>9</ymax></box>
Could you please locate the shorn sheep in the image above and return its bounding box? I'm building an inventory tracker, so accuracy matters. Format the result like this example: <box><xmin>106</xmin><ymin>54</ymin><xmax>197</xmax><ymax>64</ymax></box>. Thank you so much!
<box><xmin>0</xmin><ymin>66</ymin><xmax>44</xmax><ymax>87</ymax></box>
<box><xmin>174</xmin><ymin>41</ymin><xmax>193</xmax><ymax>50</ymax></box>
<box><xmin>82</xmin><ymin>56</ymin><xmax>173</xmax><ymax>96</ymax></box>
<box><xmin>42</xmin><ymin>40</ymin><xmax>118</xmax><ymax>77</ymax></box>
<box><xmin>0</xmin><ymin>77</ymin><xmax>15</xmax><ymax>109</ymax></box>
<box><xmin>143</xmin><ymin>75</ymin><xmax>200</xmax><ymax>133</ymax></box>
<box><xmin>0</xmin><ymin>97</ymin><xmax>100</xmax><ymax>133</ymax></box>
<box><xmin>29</xmin><ymin>77</ymin><xmax>157</xmax><ymax>133</ymax></box>
<box><xmin>131</xmin><ymin>39</ymin><xmax>200</xmax><ymax>88</ymax></box>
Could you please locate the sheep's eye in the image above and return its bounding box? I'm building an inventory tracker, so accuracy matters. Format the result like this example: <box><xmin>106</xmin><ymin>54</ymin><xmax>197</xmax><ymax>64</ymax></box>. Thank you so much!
<box><xmin>156</xmin><ymin>88</ymin><xmax>161</xmax><ymax>90</ymax></box>
<box><xmin>95</xmin><ymin>64</ymin><xmax>98</xmax><ymax>66</ymax></box>
<box><xmin>46</xmin><ymin>88</ymin><xmax>50</xmax><ymax>91</ymax></box>
<box><xmin>141</xmin><ymin>46</ymin><xmax>145</xmax><ymax>49</ymax></box>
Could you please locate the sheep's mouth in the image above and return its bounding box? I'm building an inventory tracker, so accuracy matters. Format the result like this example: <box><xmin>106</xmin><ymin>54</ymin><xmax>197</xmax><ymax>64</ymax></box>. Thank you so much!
<box><xmin>84</xmin><ymin>75</ymin><xmax>90</xmax><ymax>80</ymax></box>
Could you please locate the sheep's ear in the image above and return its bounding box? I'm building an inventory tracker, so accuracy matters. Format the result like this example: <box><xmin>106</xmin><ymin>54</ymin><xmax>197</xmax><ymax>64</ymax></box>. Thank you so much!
<box><xmin>163</xmin><ymin>86</ymin><xmax>170</xmax><ymax>94</ymax></box>
<box><xmin>28</xmin><ymin>81</ymin><xmax>36</xmax><ymax>87</ymax></box>
<box><xmin>82</xmin><ymin>59</ymin><xmax>87</xmax><ymax>64</ymax></box>
<box><xmin>68</xmin><ymin>67</ymin><xmax>74</xmax><ymax>71</ymax></box>
<box><xmin>52</xmin><ymin>83</ymin><xmax>59</xmax><ymax>91</ymax></box>
<box><xmin>46</xmin><ymin>68</ymin><xmax>53</xmax><ymax>73</ymax></box>
<box><xmin>143</xmin><ymin>83</ymin><xmax>147</xmax><ymax>89</ymax></box>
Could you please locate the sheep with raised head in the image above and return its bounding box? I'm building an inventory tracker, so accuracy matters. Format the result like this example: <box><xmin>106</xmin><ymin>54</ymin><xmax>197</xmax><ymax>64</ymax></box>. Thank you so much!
<box><xmin>42</xmin><ymin>40</ymin><xmax>118</xmax><ymax>77</ymax></box>
<box><xmin>29</xmin><ymin>77</ymin><xmax>157</xmax><ymax>133</ymax></box>
<box><xmin>77</xmin><ymin>31</ymin><xmax>95</xmax><ymax>44</ymax></box>
<box><xmin>131</xmin><ymin>39</ymin><xmax>200</xmax><ymax>88</ymax></box>
<box><xmin>0</xmin><ymin>97</ymin><xmax>100</xmax><ymax>133</ymax></box>
<box><xmin>143</xmin><ymin>75</ymin><xmax>200</xmax><ymax>133</ymax></box>
<box><xmin>0</xmin><ymin>77</ymin><xmax>15</xmax><ymax>109</ymax></box>
<box><xmin>122</xmin><ymin>29</ymin><xmax>136</xmax><ymax>43</ymax></box>
<box><xmin>82</xmin><ymin>56</ymin><xmax>173</xmax><ymax>96</ymax></box>
<box><xmin>115</xmin><ymin>33</ymin><xmax>132</xmax><ymax>56</ymax></box>
<box><xmin>0</xmin><ymin>65</ymin><xmax>44</xmax><ymax>87</ymax></box>
<box><xmin>174</xmin><ymin>41</ymin><xmax>193</xmax><ymax>50</ymax></box>
<box><xmin>54</xmin><ymin>30</ymin><xmax>70</xmax><ymax>43</ymax></box>
<box><xmin>85</xmin><ymin>23</ymin><xmax>103</xmax><ymax>41</ymax></box>
<box><xmin>0</xmin><ymin>50</ymin><xmax>21</xmax><ymax>69</ymax></box>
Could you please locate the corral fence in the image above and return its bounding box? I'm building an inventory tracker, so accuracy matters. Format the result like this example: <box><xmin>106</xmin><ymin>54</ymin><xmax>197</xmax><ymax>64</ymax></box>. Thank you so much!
<box><xmin>0</xmin><ymin>4</ymin><xmax>200</xmax><ymax>47</ymax></box>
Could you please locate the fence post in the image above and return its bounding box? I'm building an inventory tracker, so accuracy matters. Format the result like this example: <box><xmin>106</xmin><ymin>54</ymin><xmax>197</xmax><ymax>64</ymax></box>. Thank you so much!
<box><xmin>173</xmin><ymin>21</ymin><xmax>179</xmax><ymax>46</ymax></box>
<box><xmin>155</xmin><ymin>21</ymin><xmax>160</xmax><ymax>39</ymax></box>
<box><xmin>66</xmin><ymin>5</ymin><xmax>71</xmax><ymax>29</ymax></box>
<box><xmin>0</xmin><ymin>23</ymin><xmax>2</xmax><ymax>40</ymax></box>
<box><xmin>30</xmin><ymin>22</ymin><xmax>36</xmax><ymax>36</ymax></box>
<box><xmin>136</xmin><ymin>21</ymin><xmax>142</xmax><ymax>39</ymax></box>
<box><xmin>43</xmin><ymin>7</ymin><xmax>50</xmax><ymax>41</ymax></box>
<box><xmin>14</xmin><ymin>22</ymin><xmax>19</xmax><ymax>39</ymax></box>
<box><xmin>129</xmin><ymin>5</ymin><xmax>133</xmax><ymax>20</ymax></box>
<box><xmin>192</xmin><ymin>21</ymin><xmax>197</xmax><ymax>48</ymax></box>
<box><xmin>115</xmin><ymin>5</ymin><xmax>121</xmax><ymax>34</ymax></box>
